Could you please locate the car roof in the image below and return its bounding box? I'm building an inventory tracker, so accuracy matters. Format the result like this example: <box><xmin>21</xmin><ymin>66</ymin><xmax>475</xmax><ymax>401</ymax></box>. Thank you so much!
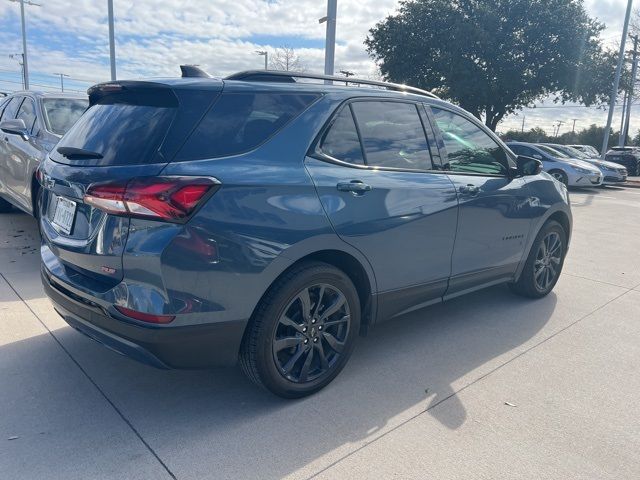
<box><xmin>89</xmin><ymin>77</ymin><xmax>472</xmax><ymax>123</ymax></box>
<box><xmin>5</xmin><ymin>90</ymin><xmax>87</xmax><ymax>100</ymax></box>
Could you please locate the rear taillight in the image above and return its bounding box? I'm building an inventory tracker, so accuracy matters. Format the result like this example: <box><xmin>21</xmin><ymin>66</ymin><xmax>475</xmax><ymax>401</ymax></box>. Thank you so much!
<box><xmin>84</xmin><ymin>176</ymin><xmax>220</xmax><ymax>222</ymax></box>
<box><xmin>115</xmin><ymin>306</ymin><xmax>175</xmax><ymax>324</ymax></box>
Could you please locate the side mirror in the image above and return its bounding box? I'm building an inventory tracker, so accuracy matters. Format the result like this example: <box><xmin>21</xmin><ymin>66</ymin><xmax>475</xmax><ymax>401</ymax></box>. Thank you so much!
<box><xmin>516</xmin><ymin>155</ymin><xmax>543</xmax><ymax>176</ymax></box>
<box><xmin>0</xmin><ymin>119</ymin><xmax>29</xmax><ymax>141</ymax></box>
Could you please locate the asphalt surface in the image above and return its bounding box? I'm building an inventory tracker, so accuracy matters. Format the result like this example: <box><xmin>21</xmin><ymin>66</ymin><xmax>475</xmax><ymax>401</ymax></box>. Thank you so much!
<box><xmin>1</xmin><ymin>186</ymin><xmax>640</xmax><ymax>479</ymax></box>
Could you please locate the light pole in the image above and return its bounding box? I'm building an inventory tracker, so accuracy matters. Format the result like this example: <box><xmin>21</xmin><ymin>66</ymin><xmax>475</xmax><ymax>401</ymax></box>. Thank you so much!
<box><xmin>9</xmin><ymin>53</ymin><xmax>25</xmax><ymax>89</ymax></box>
<box><xmin>108</xmin><ymin>0</ymin><xmax>116</xmax><ymax>80</ymax></box>
<box><xmin>256</xmin><ymin>50</ymin><xmax>268</xmax><ymax>70</ymax></box>
<box><xmin>601</xmin><ymin>0</ymin><xmax>634</xmax><ymax>158</ymax></box>
<box><xmin>8</xmin><ymin>0</ymin><xmax>41</xmax><ymax>90</ymax></box>
<box><xmin>319</xmin><ymin>0</ymin><xmax>337</xmax><ymax>83</ymax></box>
<box><xmin>54</xmin><ymin>72</ymin><xmax>69</xmax><ymax>92</ymax></box>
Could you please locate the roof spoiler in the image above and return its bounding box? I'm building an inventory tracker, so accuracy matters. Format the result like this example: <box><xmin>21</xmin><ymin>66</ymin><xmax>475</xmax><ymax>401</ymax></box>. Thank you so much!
<box><xmin>180</xmin><ymin>65</ymin><xmax>212</xmax><ymax>78</ymax></box>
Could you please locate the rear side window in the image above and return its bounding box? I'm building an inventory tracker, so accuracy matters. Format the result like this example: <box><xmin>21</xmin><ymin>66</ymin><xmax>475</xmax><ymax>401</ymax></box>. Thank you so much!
<box><xmin>319</xmin><ymin>106</ymin><xmax>364</xmax><ymax>165</ymax></box>
<box><xmin>16</xmin><ymin>97</ymin><xmax>37</xmax><ymax>133</ymax></box>
<box><xmin>43</xmin><ymin>98</ymin><xmax>88</xmax><ymax>135</ymax></box>
<box><xmin>177</xmin><ymin>93</ymin><xmax>320</xmax><ymax>161</ymax></box>
<box><xmin>351</xmin><ymin>101</ymin><xmax>433</xmax><ymax>170</ymax></box>
<box><xmin>431</xmin><ymin>107</ymin><xmax>509</xmax><ymax>176</ymax></box>
<box><xmin>55</xmin><ymin>103</ymin><xmax>176</xmax><ymax>165</ymax></box>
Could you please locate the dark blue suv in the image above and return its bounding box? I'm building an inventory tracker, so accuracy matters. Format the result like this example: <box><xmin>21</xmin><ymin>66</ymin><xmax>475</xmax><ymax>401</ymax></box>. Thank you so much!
<box><xmin>39</xmin><ymin>69</ymin><xmax>572</xmax><ymax>398</ymax></box>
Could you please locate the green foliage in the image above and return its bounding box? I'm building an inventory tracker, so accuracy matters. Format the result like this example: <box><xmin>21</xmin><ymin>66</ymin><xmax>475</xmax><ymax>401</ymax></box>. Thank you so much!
<box><xmin>500</xmin><ymin>124</ymin><xmax>634</xmax><ymax>150</ymax></box>
<box><xmin>366</xmin><ymin>0</ymin><xmax>615</xmax><ymax>131</ymax></box>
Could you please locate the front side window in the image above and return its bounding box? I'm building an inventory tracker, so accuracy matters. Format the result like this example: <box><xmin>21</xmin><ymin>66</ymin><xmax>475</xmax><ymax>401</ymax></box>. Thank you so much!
<box><xmin>1</xmin><ymin>97</ymin><xmax>20</xmax><ymax>122</ymax></box>
<box><xmin>431</xmin><ymin>107</ymin><xmax>509</xmax><ymax>176</ymax></box>
<box><xmin>319</xmin><ymin>106</ymin><xmax>364</xmax><ymax>165</ymax></box>
<box><xmin>16</xmin><ymin>97</ymin><xmax>37</xmax><ymax>134</ymax></box>
<box><xmin>351</xmin><ymin>101</ymin><xmax>433</xmax><ymax>170</ymax></box>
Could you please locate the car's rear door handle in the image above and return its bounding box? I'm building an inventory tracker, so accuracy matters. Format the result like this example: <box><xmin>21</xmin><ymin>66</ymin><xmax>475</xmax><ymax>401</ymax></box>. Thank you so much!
<box><xmin>337</xmin><ymin>180</ymin><xmax>372</xmax><ymax>194</ymax></box>
<box><xmin>458</xmin><ymin>184</ymin><xmax>480</xmax><ymax>196</ymax></box>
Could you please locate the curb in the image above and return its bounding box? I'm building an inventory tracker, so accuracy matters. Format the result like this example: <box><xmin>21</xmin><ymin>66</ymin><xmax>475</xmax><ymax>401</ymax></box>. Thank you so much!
<box><xmin>623</xmin><ymin>179</ymin><xmax>640</xmax><ymax>189</ymax></box>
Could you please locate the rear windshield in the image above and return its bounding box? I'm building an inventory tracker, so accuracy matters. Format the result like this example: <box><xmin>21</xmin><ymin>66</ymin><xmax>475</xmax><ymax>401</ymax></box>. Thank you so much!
<box><xmin>176</xmin><ymin>92</ymin><xmax>320</xmax><ymax>161</ymax></box>
<box><xmin>43</xmin><ymin>98</ymin><xmax>89</xmax><ymax>135</ymax></box>
<box><xmin>55</xmin><ymin>102</ymin><xmax>176</xmax><ymax>165</ymax></box>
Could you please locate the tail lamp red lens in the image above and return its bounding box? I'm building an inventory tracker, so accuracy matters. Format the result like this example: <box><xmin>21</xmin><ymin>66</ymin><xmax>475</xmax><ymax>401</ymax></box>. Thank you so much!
<box><xmin>84</xmin><ymin>176</ymin><xmax>220</xmax><ymax>222</ymax></box>
<box><xmin>115</xmin><ymin>306</ymin><xmax>175</xmax><ymax>324</ymax></box>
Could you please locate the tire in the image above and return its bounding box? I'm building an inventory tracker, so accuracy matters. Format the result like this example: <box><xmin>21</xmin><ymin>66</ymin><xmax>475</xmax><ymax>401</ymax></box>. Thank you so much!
<box><xmin>240</xmin><ymin>261</ymin><xmax>360</xmax><ymax>398</ymax></box>
<box><xmin>0</xmin><ymin>196</ymin><xmax>12</xmax><ymax>213</ymax></box>
<box><xmin>548</xmin><ymin>169</ymin><xmax>568</xmax><ymax>186</ymax></box>
<box><xmin>510</xmin><ymin>220</ymin><xmax>567</xmax><ymax>299</ymax></box>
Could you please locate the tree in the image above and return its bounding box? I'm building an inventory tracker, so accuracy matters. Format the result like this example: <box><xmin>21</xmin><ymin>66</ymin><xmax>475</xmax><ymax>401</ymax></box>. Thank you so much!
<box><xmin>365</xmin><ymin>0</ymin><xmax>616</xmax><ymax>131</ymax></box>
<box><xmin>269</xmin><ymin>46</ymin><xmax>306</xmax><ymax>72</ymax></box>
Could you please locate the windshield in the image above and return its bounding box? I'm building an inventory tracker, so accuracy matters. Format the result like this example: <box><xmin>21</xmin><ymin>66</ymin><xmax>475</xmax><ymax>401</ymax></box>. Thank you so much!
<box><xmin>558</xmin><ymin>145</ymin><xmax>589</xmax><ymax>159</ymax></box>
<box><xmin>42</xmin><ymin>98</ymin><xmax>89</xmax><ymax>135</ymax></box>
<box><xmin>537</xmin><ymin>144</ymin><xmax>570</xmax><ymax>158</ymax></box>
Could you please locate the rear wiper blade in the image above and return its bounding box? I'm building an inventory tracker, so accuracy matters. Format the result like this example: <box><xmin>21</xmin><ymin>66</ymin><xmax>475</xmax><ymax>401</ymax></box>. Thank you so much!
<box><xmin>57</xmin><ymin>146</ymin><xmax>103</xmax><ymax>160</ymax></box>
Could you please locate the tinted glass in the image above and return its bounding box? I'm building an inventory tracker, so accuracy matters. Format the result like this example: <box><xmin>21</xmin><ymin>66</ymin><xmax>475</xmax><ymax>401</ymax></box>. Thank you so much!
<box><xmin>43</xmin><ymin>98</ymin><xmax>88</xmax><ymax>135</ymax></box>
<box><xmin>509</xmin><ymin>144</ymin><xmax>536</xmax><ymax>157</ymax></box>
<box><xmin>537</xmin><ymin>144</ymin><xmax>569</xmax><ymax>158</ymax></box>
<box><xmin>178</xmin><ymin>93</ymin><xmax>319</xmax><ymax>161</ymax></box>
<box><xmin>319</xmin><ymin>106</ymin><xmax>364</xmax><ymax>165</ymax></box>
<box><xmin>16</xmin><ymin>97</ymin><xmax>37</xmax><ymax>133</ymax></box>
<box><xmin>0</xmin><ymin>98</ymin><xmax>10</xmax><ymax>121</ymax></box>
<box><xmin>56</xmin><ymin>103</ymin><xmax>176</xmax><ymax>165</ymax></box>
<box><xmin>432</xmin><ymin>107</ymin><xmax>509</xmax><ymax>175</ymax></box>
<box><xmin>2</xmin><ymin>97</ymin><xmax>20</xmax><ymax>122</ymax></box>
<box><xmin>351</xmin><ymin>101</ymin><xmax>433</xmax><ymax>170</ymax></box>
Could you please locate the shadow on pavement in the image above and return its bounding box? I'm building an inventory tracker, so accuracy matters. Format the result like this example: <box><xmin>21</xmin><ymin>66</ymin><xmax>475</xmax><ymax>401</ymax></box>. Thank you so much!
<box><xmin>1</xmin><ymin>281</ymin><xmax>557</xmax><ymax>479</ymax></box>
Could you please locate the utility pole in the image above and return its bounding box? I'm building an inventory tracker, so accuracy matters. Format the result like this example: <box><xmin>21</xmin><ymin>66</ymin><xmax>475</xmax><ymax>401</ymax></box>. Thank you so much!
<box><xmin>9</xmin><ymin>0</ymin><xmax>41</xmax><ymax>90</ymax></box>
<box><xmin>621</xmin><ymin>34</ymin><xmax>639</xmax><ymax>146</ymax></box>
<box><xmin>108</xmin><ymin>0</ymin><xmax>116</xmax><ymax>80</ymax></box>
<box><xmin>572</xmin><ymin>118</ymin><xmax>578</xmax><ymax>133</ymax></box>
<box><xmin>53</xmin><ymin>72</ymin><xmax>69</xmax><ymax>92</ymax></box>
<box><xmin>602</xmin><ymin>0</ymin><xmax>634</xmax><ymax>158</ymax></box>
<box><xmin>555</xmin><ymin>120</ymin><xmax>565</xmax><ymax>137</ymax></box>
<box><xmin>255</xmin><ymin>51</ymin><xmax>268</xmax><ymax>70</ymax></box>
<box><xmin>9</xmin><ymin>53</ymin><xmax>25</xmax><ymax>89</ymax></box>
<box><xmin>620</xmin><ymin>89</ymin><xmax>628</xmax><ymax>133</ymax></box>
<box><xmin>521</xmin><ymin>115</ymin><xmax>526</xmax><ymax>133</ymax></box>
<box><xmin>320</xmin><ymin>0</ymin><xmax>337</xmax><ymax>83</ymax></box>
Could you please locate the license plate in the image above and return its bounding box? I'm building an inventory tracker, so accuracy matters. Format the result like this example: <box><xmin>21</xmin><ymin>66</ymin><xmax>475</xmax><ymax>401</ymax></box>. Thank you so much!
<box><xmin>52</xmin><ymin>197</ymin><xmax>77</xmax><ymax>235</ymax></box>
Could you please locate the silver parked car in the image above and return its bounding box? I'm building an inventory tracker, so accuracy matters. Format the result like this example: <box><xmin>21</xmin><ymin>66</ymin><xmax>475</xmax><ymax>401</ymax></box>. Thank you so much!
<box><xmin>543</xmin><ymin>144</ymin><xmax>627</xmax><ymax>185</ymax></box>
<box><xmin>0</xmin><ymin>91</ymin><xmax>88</xmax><ymax>215</ymax></box>
<box><xmin>506</xmin><ymin>142</ymin><xmax>603</xmax><ymax>187</ymax></box>
<box><xmin>568</xmin><ymin>144</ymin><xmax>600</xmax><ymax>157</ymax></box>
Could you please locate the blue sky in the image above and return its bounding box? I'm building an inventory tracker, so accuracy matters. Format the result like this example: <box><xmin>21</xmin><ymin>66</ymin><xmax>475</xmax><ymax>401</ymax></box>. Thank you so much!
<box><xmin>0</xmin><ymin>0</ymin><xmax>634</xmax><ymax>135</ymax></box>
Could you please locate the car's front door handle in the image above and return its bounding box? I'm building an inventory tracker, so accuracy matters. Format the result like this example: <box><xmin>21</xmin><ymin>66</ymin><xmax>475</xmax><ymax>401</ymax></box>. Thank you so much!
<box><xmin>458</xmin><ymin>184</ymin><xmax>480</xmax><ymax>196</ymax></box>
<box><xmin>337</xmin><ymin>180</ymin><xmax>372</xmax><ymax>194</ymax></box>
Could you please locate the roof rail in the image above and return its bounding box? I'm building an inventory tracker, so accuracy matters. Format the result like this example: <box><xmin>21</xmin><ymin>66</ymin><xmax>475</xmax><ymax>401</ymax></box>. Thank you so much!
<box><xmin>225</xmin><ymin>70</ymin><xmax>440</xmax><ymax>99</ymax></box>
<box><xmin>180</xmin><ymin>65</ymin><xmax>212</xmax><ymax>78</ymax></box>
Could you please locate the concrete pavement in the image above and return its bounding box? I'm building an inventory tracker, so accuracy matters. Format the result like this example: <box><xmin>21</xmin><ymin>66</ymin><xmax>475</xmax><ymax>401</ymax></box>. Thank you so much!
<box><xmin>1</xmin><ymin>187</ymin><xmax>639</xmax><ymax>479</ymax></box>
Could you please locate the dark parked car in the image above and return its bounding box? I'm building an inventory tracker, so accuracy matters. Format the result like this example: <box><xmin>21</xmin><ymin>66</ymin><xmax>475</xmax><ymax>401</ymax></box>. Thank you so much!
<box><xmin>605</xmin><ymin>147</ymin><xmax>640</xmax><ymax>176</ymax></box>
<box><xmin>0</xmin><ymin>91</ymin><xmax>88</xmax><ymax>215</ymax></box>
<box><xmin>39</xmin><ymin>70</ymin><xmax>572</xmax><ymax>398</ymax></box>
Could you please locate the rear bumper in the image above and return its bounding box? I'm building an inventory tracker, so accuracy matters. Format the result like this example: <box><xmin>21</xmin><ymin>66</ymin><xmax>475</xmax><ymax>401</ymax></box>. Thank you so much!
<box><xmin>42</xmin><ymin>266</ymin><xmax>247</xmax><ymax>368</ymax></box>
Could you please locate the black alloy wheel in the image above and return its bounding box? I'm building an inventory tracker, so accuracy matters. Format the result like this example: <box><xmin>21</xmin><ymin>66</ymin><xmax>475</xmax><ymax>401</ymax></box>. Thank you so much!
<box><xmin>272</xmin><ymin>283</ymin><xmax>350</xmax><ymax>383</ymax></box>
